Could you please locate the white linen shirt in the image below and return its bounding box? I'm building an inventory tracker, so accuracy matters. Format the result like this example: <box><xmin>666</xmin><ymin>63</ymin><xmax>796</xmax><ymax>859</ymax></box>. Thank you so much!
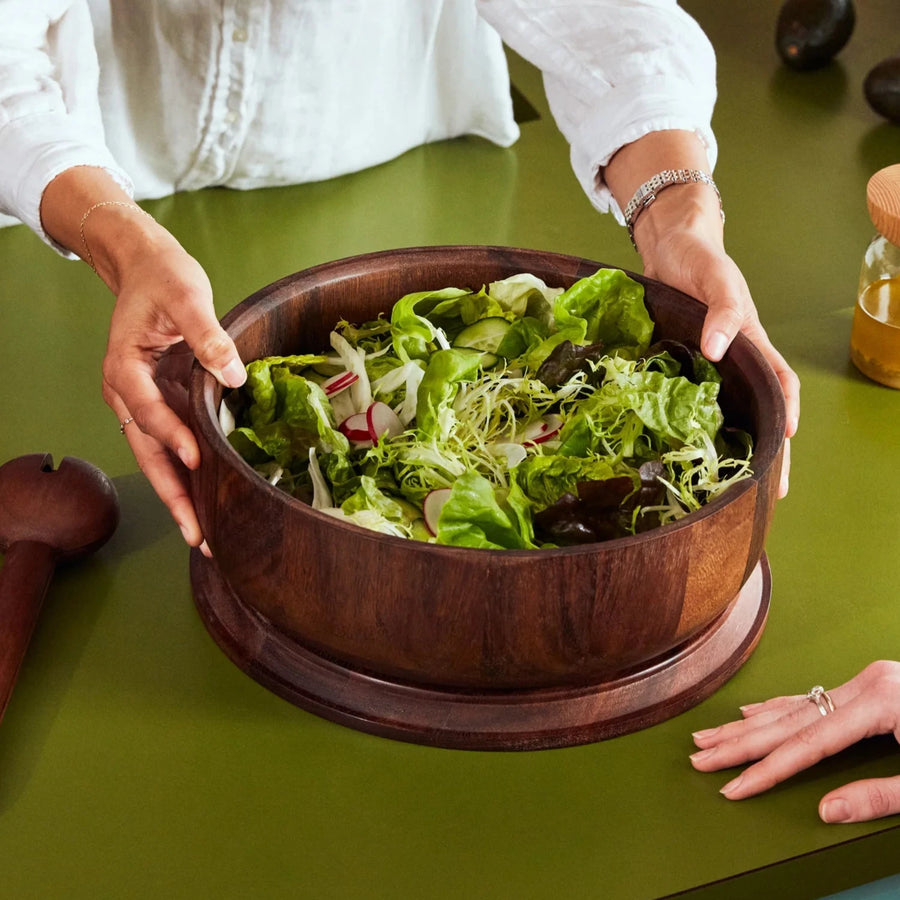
<box><xmin>0</xmin><ymin>0</ymin><xmax>718</xmax><ymax>252</ymax></box>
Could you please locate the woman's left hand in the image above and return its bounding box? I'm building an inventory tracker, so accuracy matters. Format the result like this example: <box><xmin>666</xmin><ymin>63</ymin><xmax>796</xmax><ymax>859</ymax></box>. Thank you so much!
<box><xmin>604</xmin><ymin>130</ymin><xmax>799</xmax><ymax>498</ymax></box>
<box><xmin>689</xmin><ymin>661</ymin><xmax>900</xmax><ymax>823</ymax></box>
<box><xmin>634</xmin><ymin>188</ymin><xmax>799</xmax><ymax>498</ymax></box>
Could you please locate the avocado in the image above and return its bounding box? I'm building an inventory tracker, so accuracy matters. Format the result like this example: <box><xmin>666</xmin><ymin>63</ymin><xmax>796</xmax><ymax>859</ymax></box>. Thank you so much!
<box><xmin>775</xmin><ymin>0</ymin><xmax>855</xmax><ymax>71</ymax></box>
<box><xmin>864</xmin><ymin>56</ymin><xmax>900</xmax><ymax>124</ymax></box>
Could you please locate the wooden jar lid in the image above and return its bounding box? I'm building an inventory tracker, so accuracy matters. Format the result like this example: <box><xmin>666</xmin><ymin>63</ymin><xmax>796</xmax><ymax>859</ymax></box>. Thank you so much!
<box><xmin>867</xmin><ymin>164</ymin><xmax>900</xmax><ymax>246</ymax></box>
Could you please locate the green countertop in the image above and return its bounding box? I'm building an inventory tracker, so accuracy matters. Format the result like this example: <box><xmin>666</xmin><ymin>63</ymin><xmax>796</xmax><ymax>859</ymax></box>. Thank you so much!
<box><xmin>1</xmin><ymin>3</ymin><xmax>899</xmax><ymax>897</ymax></box>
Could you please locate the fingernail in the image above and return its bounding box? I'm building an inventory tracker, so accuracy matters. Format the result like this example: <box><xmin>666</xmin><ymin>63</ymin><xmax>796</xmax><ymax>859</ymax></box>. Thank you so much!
<box><xmin>692</xmin><ymin>727</ymin><xmax>721</xmax><ymax>741</ymax></box>
<box><xmin>706</xmin><ymin>331</ymin><xmax>729</xmax><ymax>361</ymax></box>
<box><xmin>820</xmin><ymin>799</ymin><xmax>851</xmax><ymax>823</ymax></box>
<box><xmin>176</xmin><ymin>446</ymin><xmax>192</xmax><ymax>467</ymax></box>
<box><xmin>690</xmin><ymin>748</ymin><xmax>716</xmax><ymax>763</ymax></box>
<box><xmin>200</xmin><ymin>540</ymin><xmax>213</xmax><ymax>559</ymax></box>
<box><xmin>221</xmin><ymin>359</ymin><xmax>246</xmax><ymax>388</ymax></box>
<box><xmin>740</xmin><ymin>702</ymin><xmax>763</xmax><ymax>714</ymax></box>
<box><xmin>720</xmin><ymin>775</ymin><xmax>744</xmax><ymax>796</ymax></box>
<box><xmin>780</xmin><ymin>471</ymin><xmax>790</xmax><ymax>498</ymax></box>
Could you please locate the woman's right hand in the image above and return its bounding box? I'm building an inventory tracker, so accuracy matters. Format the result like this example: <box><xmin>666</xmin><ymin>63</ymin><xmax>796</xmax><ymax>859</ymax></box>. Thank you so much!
<box><xmin>40</xmin><ymin>167</ymin><xmax>246</xmax><ymax>549</ymax></box>
<box><xmin>100</xmin><ymin>230</ymin><xmax>247</xmax><ymax>549</ymax></box>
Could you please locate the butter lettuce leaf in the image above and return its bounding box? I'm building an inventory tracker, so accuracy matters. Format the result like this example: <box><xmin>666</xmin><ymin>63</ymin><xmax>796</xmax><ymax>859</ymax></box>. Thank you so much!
<box><xmin>341</xmin><ymin>475</ymin><xmax>408</xmax><ymax>521</ymax></box>
<box><xmin>415</xmin><ymin>347</ymin><xmax>484</xmax><ymax>441</ymax></box>
<box><xmin>557</xmin><ymin>362</ymin><xmax>723</xmax><ymax>460</ymax></box>
<box><xmin>551</xmin><ymin>267</ymin><xmax>653</xmax><ymax>359</ymax></box>
<box><xmin>435</xmin><ymin>472</ymin><xmax>536</xmax><ymax>550</ymax></box>
<box><xmin>228</xmin><ymin>366</ymin><xmax>349</xmax><ymax>473</ymax></box>
<box><xmin>512</xmin><ymin>454</ymin><xmax>630</xmax><ymax>510</ymax></box>
<box><xmin>390</xmin><ymin>287</ymin><xmax>471</xmax><ymax>362</ymax></box>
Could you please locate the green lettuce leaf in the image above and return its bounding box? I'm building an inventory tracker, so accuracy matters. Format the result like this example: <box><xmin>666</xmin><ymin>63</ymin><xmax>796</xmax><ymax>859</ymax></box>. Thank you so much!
<box><xmin>552</xmin><ymin>268</ymin><xmax>653</xmax><ymax>357</ymax></box>
<box><xmin>341</xmin><ymin>476</ymin><xmax>407</xmax><ymax>521</ymax></box>
<box><xmin>415</xmin><ymin>347</ymin><xmax>484</xmax><ymax>441</ymax></box>
<box><xmin>487</xmin><ymin>272</ymin><xmax>560</xmax><ymax>324</ymax></box>
<box><xmin>495</xmin><ymin>315</ymin><xmax>551</xmax><ymax>360</ymax></box>
<box><xmin>244</xmin><ymin>355</ymin><xmax>329</xmax><ymax>429</ymax></box>
<box><xmin>457</xmin><ymin>288</ymin><xmax>507</xmax><ymax>325</ymax></box>
<box><xmin>556</xmin><ymin>361</ymin><xmax>722</xmax><ymax>462</ymax></box>
<box><xmin>390</xmin><ymin>287</ymin><xmax>471</xmax><ymax>362</ymax></box>
<box><xmin>435</xmin><ymin>472</ymin><xmax>536</xmax><ymax>550</ymax></box>
<box><xmin>229</xmin><ymin>365</ymin><xmax>350</xmax><ymax>470</ymax></box>
<box><xmin>512</xmin><ymin>454</ymin><xmax>629</xmax><ymax>510</ymax></box>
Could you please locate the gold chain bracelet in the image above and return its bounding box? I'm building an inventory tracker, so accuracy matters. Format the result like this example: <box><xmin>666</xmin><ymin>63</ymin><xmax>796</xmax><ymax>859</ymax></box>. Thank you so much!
<box><xmin>79</xmin><ymin>200</ymin><xmax>151</xmax><ymax>272</ymax></box>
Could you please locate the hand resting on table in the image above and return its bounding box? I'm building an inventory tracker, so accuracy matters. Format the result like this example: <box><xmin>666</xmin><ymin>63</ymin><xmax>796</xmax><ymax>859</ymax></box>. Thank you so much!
<box><xmin>690</xmin><ymin>660</ymin><xmax>900</xmax><ymax>823</ymax></box>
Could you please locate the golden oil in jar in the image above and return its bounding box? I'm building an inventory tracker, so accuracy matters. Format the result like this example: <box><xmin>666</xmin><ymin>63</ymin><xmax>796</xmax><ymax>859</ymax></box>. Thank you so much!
<box><xmin>850</xmin><ymin>165</ymin><xmax>900</xmax><ymax>388</ymax></box>
<box><xmin>850</xmin><ymin>276</ymin><xmax>900</xmax><ymax>388</ymax></box>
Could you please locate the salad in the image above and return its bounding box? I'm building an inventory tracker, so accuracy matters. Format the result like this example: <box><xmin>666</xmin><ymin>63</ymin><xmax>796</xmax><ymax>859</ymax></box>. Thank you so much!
<box><xmin>221</xmin><ymin>267</ymin><xmax>753</xmax><ymax>550</ymax></box>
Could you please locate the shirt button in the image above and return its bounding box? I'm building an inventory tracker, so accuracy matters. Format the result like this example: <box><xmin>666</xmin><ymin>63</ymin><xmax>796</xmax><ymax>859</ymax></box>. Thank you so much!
<box><xmin>225</xmin><ymin>110</ymin><xmax>238</xmax><ymax>124</ymax></box>
<box><xmin>233</xmin><ymin>27</ymin><xmax>248</xmax><ymax>42</ymax></box>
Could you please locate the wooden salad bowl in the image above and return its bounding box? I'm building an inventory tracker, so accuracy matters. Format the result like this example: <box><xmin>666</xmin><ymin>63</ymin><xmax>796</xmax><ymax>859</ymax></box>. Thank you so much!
<box><xmin>185</xmin><ymin>246</ymin><xmax>786</xmax><ymax>749</ymax></box>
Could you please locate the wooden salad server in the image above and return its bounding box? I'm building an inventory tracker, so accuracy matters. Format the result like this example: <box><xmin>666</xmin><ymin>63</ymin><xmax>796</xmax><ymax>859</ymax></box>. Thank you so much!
<box><xmin>0</xmin><ymin>453</ymin><xmax>119</xmax><ymax>724</ymax></box>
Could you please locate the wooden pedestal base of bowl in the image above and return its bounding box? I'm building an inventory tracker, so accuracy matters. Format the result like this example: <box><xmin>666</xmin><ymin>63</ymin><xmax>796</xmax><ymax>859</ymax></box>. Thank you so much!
<box><xmin>190</xmin><ymin>549</ymin><xmax>770</xmax><ymax>750</ymax></box>
<box><xmin>186</xmin><ymin>246</ymin><xmax>786</xmax><ymax>750</ymax></box>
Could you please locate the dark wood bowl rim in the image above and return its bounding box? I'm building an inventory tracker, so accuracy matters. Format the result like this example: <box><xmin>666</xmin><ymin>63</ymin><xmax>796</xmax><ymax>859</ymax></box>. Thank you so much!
<box><xmin>189</xmin><ymin>245</ymin><xmax>786</xmax><ymax>559</ymax></box>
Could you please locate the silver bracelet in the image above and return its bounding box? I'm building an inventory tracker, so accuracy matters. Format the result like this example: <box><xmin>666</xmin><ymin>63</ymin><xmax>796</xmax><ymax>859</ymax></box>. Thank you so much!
<box><xmin>623</xmin><ymin>169</ymin><xmax>724</xmax><ymax>249</ymax></box>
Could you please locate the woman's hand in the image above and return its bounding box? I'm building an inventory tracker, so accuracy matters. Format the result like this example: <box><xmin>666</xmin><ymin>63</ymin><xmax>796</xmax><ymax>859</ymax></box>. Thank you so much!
<box><xmin>690</xmin><ymin>661</ymin><xmax>900</xmax><ymax>823</ymax></box>
<box><xmin>604</xmin><ymin>130</ymin><xmax>799</xmax><ymax>497</ymax></box>
<box><xmin>40</xmin><ymin>167</ymin><xmax>246</xmax><ymax>549</ymax></box>
<box><xmin>635</xmin><ymin>191</ymin><xmax>799</xmax><ymax>497</ymax></box>
<box><xmin>100</xmin><ymin>234</ymin><xmax>246</xmax><ymax>549</ymax></box>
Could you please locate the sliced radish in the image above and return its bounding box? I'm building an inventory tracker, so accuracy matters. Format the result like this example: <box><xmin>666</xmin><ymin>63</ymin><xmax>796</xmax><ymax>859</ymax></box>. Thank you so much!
<box><xmin>321</xmin><ymin>370</ymin><xmax>359</xmax><ymax>397</ymax></box>
<box><xmin>520</xmin><ymin>415</ymin><xmax>563</xmax><ymax>446</ymax></box>
<box><xmin>338</xmin><ymin>412</ymin><xmax>374</xmax><ymax>447</ymax></box>
<box><xmin>366</xmin><ymin>401</ymin><xmax>404</xmax><ymax>445</ymax></box>
<box><xmin>423</xmin><ymin>488</ymin><xmax>452</xmax><ymax>536</ymax></box>
<box><xmin>530</xmin><ymin>424</ymin><xmax>561</xmax><ymax>445</ymax></box>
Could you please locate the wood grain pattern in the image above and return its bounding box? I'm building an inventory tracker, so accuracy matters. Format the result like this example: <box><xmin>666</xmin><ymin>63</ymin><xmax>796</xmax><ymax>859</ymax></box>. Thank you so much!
<box><xmin>190</xmin><ymin>548</ymin><xmax>770</xmax><ymax>750</ymax></box>
<box><xmin>867</xmin><ymin>164</ymin><xmax>900</xmax><ymax>247</ymax></box>
<box><xmin>186</xmin><ymin>246</ymin><xmax>785</xmax><ymax>710</ymax></box>
<box><xmin>0</xmin><ymin>454</ymin><xmax>119</xmax><ymax>724</ymax></box>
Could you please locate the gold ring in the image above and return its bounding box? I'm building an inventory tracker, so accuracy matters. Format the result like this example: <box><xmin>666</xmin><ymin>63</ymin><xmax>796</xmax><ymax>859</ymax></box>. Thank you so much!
<box><xmin>119</xmin><ymin>416</ymin><xmax>135</xmax><ymax>434</ymax></box>
<box><xmin>807</xmin><ymin>685</ymin><xmax>835</xmax><ymax>716</ymax></box>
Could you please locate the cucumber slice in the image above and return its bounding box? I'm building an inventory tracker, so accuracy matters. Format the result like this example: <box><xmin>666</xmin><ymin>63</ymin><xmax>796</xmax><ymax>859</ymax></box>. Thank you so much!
<box><xmin>452</xmin><ymin>317</ymin><xmax>511</xmax><ymax>354</ymax></box>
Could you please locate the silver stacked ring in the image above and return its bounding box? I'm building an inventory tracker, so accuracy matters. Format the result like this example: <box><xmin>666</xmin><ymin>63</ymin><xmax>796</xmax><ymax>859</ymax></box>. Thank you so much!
<box><xmin>807</xmin><ymin>685</ymin><xmax>835</xmax><ymax>716</ymax></box>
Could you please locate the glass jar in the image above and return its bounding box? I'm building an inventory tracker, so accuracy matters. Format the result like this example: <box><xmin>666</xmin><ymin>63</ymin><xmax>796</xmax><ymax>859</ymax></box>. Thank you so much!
<box><xmin>850</xmin><ymin>164</ymin><xmax>900</xmax><ymax>388</ymax></box>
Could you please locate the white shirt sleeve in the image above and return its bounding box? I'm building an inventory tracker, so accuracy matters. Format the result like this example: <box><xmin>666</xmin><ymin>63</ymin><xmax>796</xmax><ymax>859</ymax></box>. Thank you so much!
<box><xmin>0</xmin><ymin>1</ymin><xmax>133</xmax><ymax>254</ymax></box>
<box><xmin>476</xmin><ymin>0</ymin><xmax>718</xmax><ymax>222</ymax></box>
